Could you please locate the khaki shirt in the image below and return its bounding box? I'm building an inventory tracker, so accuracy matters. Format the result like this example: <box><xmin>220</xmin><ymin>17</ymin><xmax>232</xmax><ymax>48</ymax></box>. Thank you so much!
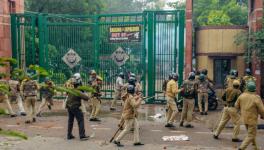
<box><xmin>197</xmin><ymin>80</ymin><xmax>211</xmax><ymax>93</ymax></box>
<box><xmin>166</xmin><ymin>79</ymin><xmax>180</xmax><ymax>98</ymax></box>
<box><xmin>115</xmin><ymin>77</ymin><xmax>124</xmax><ymax>91</ymax></box>
<box><xmin>222</xmin><ymin>87</ymin><xmax>241</xmax><ymax>107</ymax></box>
<box><xmin>235</xmin><ymin>92</ymin><xmax>264</xmax><ymax>125</ymax></box>
<box><xmin>122</xmin><ymin>94</ymin><xmax>141</xmax><ymax>120</ymax></box>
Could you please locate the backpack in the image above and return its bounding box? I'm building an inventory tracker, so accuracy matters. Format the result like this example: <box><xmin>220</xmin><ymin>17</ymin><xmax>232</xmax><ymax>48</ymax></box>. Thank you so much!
<box><xmin>182</xmin><ymin>80</ymin><xmax>196</xmax><ymax>99</ymax></box>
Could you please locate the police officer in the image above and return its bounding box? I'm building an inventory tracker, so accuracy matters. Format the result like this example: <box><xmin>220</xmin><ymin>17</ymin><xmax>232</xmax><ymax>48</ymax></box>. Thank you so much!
<box><xmin>88</xmin><ymin>70</ymin><xmax>97</xmax><ymax>85</ymax></box>
<box><xmin>8</xmin><ymin>77</ymin><xmax>26</xmax><ymax>116</ymax></box>
<box><xmin>165</xmin><ymin>73</ymin><xmax>182</xmax><ymax>127</ymax></box>
<box><xmin>0</xmin><ymin>77</ymin><xmax>17</xmax><ymax>117</ymax></box>
<box><xmin>241</xmin><ymin>68</ymin><xmax>256</xmax><ymax>92</ymax></box>
<box><xmin>90</xmin><ymin>76</ymin><xmax>103</xmax><ymax>122</ymax></box>
<box><xmin>201</xmin><ymin>69</ymin><xmax>213</xmax><ymax>84</ymax></box>
<box><xmin>20</xmin><ymin>74</ymin><xmax>38</xmax><ymax>123</ymax></box>
<box><xmin>113</xmin><ymin>85</ymin><xmax>144</xmax><ymax>147</ymax></box>
<box><xmin>180</xmin><ymin>72</ymin><xmax>197</xmax><ymax>128</ymax></box>
<box><xmin>130</xmin><ymin>73</ymin><xmax>142</xmax><ymax>96</ymax></box>
<box><xmin>235</xmin><ymin>81</ymin><xmax>264</xmax><ymax>150</ymax></box>
<box><xmin>110</xmin><ymin>72</ymin><xmax>124</xmax><ymax>110</ymax></box>
<box><xmin>197</xmin><ymin>74</ymin><xmax>212</xmax><ymax>115</ymax></box>
<box><xmin>225</xmin><ymin>69</ymin><xmax>240</xmax><ymax>89</ymax></box>
<box><xmin>213</xmin><ymin>80</ymin><xmax>242</xmax><ymax>142</ymax></box>
<box><xmin>162</xmin><ymin>74</ymin><xmax>173</xmax><ymax>95</ymax></box>
<box><xmin>66</xmin><ymin>76</ymin><xmax>89</xmax><ymax>141</ymax></box>
<box><xmin>36</xmin><ymin>77</ymin><xmax>55</xmax><ymax>117</ymax></box>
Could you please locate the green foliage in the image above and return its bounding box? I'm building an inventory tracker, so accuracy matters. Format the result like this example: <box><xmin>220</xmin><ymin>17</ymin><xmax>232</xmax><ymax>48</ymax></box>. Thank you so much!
<box><xmin>0</xmin><ymin>84</ymin><xmax>11</xmax><ymax>95</ymax></box>
<box><xmin>206</xmin><ymin>10</ymin><xmax>232</xmax><ymax>25</ymax></box>
<box><xmin>0</xmin><ymin>108</ymin><xmax>8</xmax><ymax>115</ymax></box>
<box><xmin>0</xmin><ymin>58</ymin><xmax>17</xmax><ymax>67</ymax></box>
<box><xmin>193</xmin><ymin>0</ymin><xmax>248</xmax><ymax>26</ymax></box>
<box><xmin>0</xmin><ymin>128</ymin><xmax>28</xmax><ymax>140</ymax></box>
<box><xmin>102</xmin><ymin>0</ymin><xmax>165</xmax><ymax>13</ymax></box>
<box><xmin>29</xmin><ymin>65</ymin><xmax>50</xmax><ymax>78</ymax></box>
<box><xmin>11</xmin><ymin>68</ymin><xmax>26</xmax><ymax>81</ymax></box>
<box><xmin>235</xmin><ymin>28</ymin><xmax>264</xmax><ymax>62</ymax></box>
<box><xmin>167</xmin><ymin>1</ymin><xmax>186</xmax><ymax>10</ymax></box>
<box><xmin>54</xmin><ymin>85</ymin><xmax>95</xmax><ymax>97</ymax></box>
<box><xmin>25</xmin><ymin>0</ymin><xmax>104</xmax><ymax>15</ymax></box>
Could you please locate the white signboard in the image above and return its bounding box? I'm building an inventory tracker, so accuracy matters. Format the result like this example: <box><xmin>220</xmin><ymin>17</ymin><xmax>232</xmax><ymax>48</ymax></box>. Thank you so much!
<box><xmin>62</xmin><ymin>48</ymin><xmax>82</xmax><ymax>68</ymax></box>
<box><xmin>111</xmin><ymin>47</ymin><xmax>129</xmax><ymax>66</ymax></box>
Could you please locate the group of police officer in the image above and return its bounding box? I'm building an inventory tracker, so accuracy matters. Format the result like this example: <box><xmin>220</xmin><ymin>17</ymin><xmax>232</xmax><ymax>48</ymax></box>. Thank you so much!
<box><xmin>163</xmin><ymin>68</ymin><xmax>264</xmax><ymax>150</ymax></box>
<box><xmin>1</xmin><ymin>68</ymin><xmax>264</xmax><ymax>149</ymax></box>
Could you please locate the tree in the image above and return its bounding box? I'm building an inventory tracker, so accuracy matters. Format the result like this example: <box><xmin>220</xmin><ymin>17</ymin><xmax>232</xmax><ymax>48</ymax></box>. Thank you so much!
<box><xmin>25</xmin><ymin>0</ymin><xmax>104</xmax><ymax>15</ymax></box>
<box><xmin>235</xmin><ymin>29</ymin><xmax>264</xmax><ymax>63</ymax></box>
<box><xmin>102</xmin><ymin>0</ymin><xmax>165</xmax><ymax>13</ymax></box>
<box><xmin>193</xmin><ymin>0</ymin><xmax>248</xmax><ymax>26</ymax></box>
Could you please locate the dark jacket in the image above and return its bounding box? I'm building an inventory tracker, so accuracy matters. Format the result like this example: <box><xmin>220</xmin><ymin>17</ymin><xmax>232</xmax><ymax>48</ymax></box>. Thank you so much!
<box><xmin>66</xmin><ymin>92</ymin><xmax>89</xmax><ymax>109</ymax></box>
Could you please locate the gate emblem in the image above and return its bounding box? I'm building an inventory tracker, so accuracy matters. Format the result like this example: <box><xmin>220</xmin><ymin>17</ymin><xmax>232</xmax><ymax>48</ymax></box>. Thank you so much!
<box><xmin>111</xmin><ymin>47</ymin><xmax>129</xmax><ymax>66</ymax></box>
<box><xmin>62</xmin><ymin>48</ymin><xmax>82</xmax><ymax>68</ymax></box>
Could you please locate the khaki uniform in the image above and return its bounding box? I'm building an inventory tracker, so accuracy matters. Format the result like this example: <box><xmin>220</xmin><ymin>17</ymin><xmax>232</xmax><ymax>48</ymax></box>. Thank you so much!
<box><xmin>166</xmin><ymin>79</ymin><xmax>180</xmax><ymax>124</ymax></box>
<box><xmin>115</xmin><ymin>94</ymin><xmax>141</xmax><ymax>143</ymax></box>
<box><xmin>37</xmin><ymin>81</ymin><xmax>55</xmax><ymax>115</ymax></box>
<box><xmin>0</xmin><ymin>79</ymin><xmax>16</xmax><ymax>115</ymax></box>
<box><xmin>214</xmin><ymin>87</ymin><xmax>241</xmax><ymax>139</ymax></box>
<box><xmin>90</xmin><ymin>80</ymin><xmax>102</xmax><ymax>119</ymax></box>
<box><xmin>9</xmin><ymin>80</ymin><xmax>26</xmax><ymax>114</ymax></box>
<box><xmin>180</xmin><ymin>80</ymin><xmax>197</xmax><ymax>126</ymax></box>
<box><xmin>225</xmin><ymin>76</ymin><xmax>241</xmax><ymax>89</ymax></box>
<box><xmin>241</xmin><ymin>75</ymin><xmax>256</xmax><ymax>92</ymax></box>
<box><xmin>235</xmin><ymin>92</ymin><xmax>264</xmax><ymax>150</ymax></box>
<box><xmin>111</xmin><ymin>76</ymin><xmax>124</xmax><ymax>109</ymax></box>
<box><xmin>21</xmin><ymin>79</ymin><xmax>38</xmax><ymax>122</ymax></box>
<box><xmin>197</xmin><ymin>80</ymin><xmax>211</xmax><ymax>113</ymax></box>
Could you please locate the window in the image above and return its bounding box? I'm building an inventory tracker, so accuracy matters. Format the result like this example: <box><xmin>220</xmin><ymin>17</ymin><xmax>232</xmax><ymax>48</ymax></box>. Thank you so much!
<box><xmin>250</xmin><ymin>0</ymin><xmax>255</xmax><ymax>13</ymax></box>
<box><xmin>8</xmin><ymin>0</ymin><xmax>16</xmax><ymax>13</ymax></box>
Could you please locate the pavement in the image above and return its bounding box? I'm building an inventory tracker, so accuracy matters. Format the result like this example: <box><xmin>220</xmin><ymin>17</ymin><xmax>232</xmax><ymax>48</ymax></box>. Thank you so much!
<box><xmin>0</xmin><ymin>100</ymin><xmax>264</xmax><ymax>150</ymax></box>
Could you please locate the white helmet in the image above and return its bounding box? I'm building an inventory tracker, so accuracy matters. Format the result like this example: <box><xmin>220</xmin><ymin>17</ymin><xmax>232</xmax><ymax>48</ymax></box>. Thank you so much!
<box><xmin>73</xmin><ymin>73</ymin><xmax>81</xmax><ymax>80</ymax></box>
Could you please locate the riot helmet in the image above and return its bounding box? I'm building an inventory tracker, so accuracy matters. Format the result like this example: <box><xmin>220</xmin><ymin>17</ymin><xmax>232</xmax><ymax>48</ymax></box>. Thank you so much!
<box><xmin>127</xmin><ymin>85</ymin><xmax>135</xmax><ymax>94</ymax></box>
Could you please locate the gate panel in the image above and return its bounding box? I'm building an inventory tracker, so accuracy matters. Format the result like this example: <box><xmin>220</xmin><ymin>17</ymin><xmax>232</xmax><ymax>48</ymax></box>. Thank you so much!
<box><xmin>11</xmin><ymin>14</ymin><xmax>37</xmax><ymax>69</ymax></box>
<box><xmin>154</xmin><ymin>11</ymin><xmax>179</xmax><ymax>103</ymax></box>
<box><xmin>97</xmin><ymin>13</ymin><xmax>146</xmax><ymax>98</ymax></box>
<box><xmin>42</xmin><ymin>15</ymin><xmax>95</xmax><ymax>84</ymax></box>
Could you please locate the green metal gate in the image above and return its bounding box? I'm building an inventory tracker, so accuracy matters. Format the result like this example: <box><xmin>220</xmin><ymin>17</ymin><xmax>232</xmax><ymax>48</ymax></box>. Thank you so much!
<box><xmin>11</xmin><ymin>10</ymin><xmax>185</xmax><ymax>103</ymax></box>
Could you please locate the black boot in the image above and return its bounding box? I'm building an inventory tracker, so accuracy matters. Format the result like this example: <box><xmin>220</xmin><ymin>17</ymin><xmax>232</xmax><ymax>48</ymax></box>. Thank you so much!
<box><xmin>213</xmin><ymin>135</ymin><xmax>218</xmax><ymax>139</ymax></box>
<box><xmin>114</xmin><ymin>141</ymin><xmax>124</xmax><ymax>147</ymax></box>
<box><xmin>232</xmin><ymin>138</ymin><xmax>242</xmax><ymax>142</ymax></box>
<box><xmin>134</xmin><ymin>142</ymin><xmax>144</xmax><ymax>146</ymax></box>
<box><xmin>67</xmin><ymin>135</ymin><xmax>75</xmax><ymax>140</ymax></box>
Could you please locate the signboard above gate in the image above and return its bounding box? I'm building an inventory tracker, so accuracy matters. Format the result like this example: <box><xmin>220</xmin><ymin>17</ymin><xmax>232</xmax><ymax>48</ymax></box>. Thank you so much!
<box><xmin>109</xmin><ymin>25</ymin><xmax>141</xmax><ymax>42</ymax></box>
<box><xmin>62</xmin><ymin>48</ymin><xmax>82</xmax><ymax>68</ymax></box>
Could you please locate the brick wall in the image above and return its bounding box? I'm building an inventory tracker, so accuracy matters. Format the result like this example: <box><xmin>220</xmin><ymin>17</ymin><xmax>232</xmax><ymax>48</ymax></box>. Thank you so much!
<box><xmin>185</xmin><ymin>0</ymin><xmax>192</xmax><ymax>78</ymax></box>
<box><xmin>0</xmin><ymin>0</ymin><xmax>24</xmax><ymax>74</ymax></box>
<box><xmin>248</xmin><ymin>0</ymin><xmax>263</xmax><ymax>95</ymax></box>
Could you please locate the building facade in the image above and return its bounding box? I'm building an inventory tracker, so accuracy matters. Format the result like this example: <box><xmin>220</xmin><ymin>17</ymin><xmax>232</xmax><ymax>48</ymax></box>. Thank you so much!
<box><xmin>0</xmin><ymin>0</ymin><xmax>24</xmax><ymax>73</ymax></box>
<box><xmin>248</xmin><ymin>0</ymin><xmax>263</xmax><ymax>97</ymax></box>
<box><xmin>196</xmin><ymin>26</ymin><xmax>247</xmax><ymax>88</ymax></box>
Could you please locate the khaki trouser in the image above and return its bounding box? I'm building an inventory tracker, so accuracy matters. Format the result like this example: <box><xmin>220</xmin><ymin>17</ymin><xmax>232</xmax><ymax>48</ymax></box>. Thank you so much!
<box><xmin>90</xmin><ymin>97</ymin><xmax>101</xmax><ymax>118</ymax></box>
<box><xmin>214</xmin><ymin>107</ymin><xmax>240</xmax><ymax>139</ymax></box>
<box><xmin>37</xmin><ymin>97</ymin><xmax>51</xmax><ymax>114</ymax></box>
<box><xmin>16</xmin><ymin>93</ymin><xmax>25</xmax><ymax>113</ymax></box>
<box><xmin>166</xmin><ymin>96</ymin><xmax>178</xmax><ymax>124</ymax></box>
<box><xmin>25</xmin><ymin>96</ymin><xmax>37</xmax><ymax>122</ymax></box>
<box><xmin>198</xmin><ymin>92</ymin><xmax>208</xmax><ymax>112</ymax></box>
<box><xmin>180</xmin><ymin>98</ymin><xmax>194</xmax><ymax>125</ymax></box>
<box><xmin>0</xmin><ymin>95</ymin><xmax>15</xmax><ymax>115</ymax></box>
<box><xmin>81</xmin><ymin>100</ymin><xmax>88</xmax><ymax>113</ymax></box>
<box><xmin>115</xmin><ymin>118</ymin><xmax>140</xmax><ymax>143</ymax></box>
<box><xmin>111</xmin><ymin>89</ymin><xmax>121</xmax><ymax>108</ymax></box>
<box><xmin>240</xmin><ymin>124</ymin><xmax>258</xmax><ymax>150</ymax></box>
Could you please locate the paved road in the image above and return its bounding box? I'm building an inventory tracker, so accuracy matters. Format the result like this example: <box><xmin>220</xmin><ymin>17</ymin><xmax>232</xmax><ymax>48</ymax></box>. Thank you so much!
<box><xmin>0</xmin><ymin>101</ymin><xmax>264</xmax><ymax>150</ymax></box>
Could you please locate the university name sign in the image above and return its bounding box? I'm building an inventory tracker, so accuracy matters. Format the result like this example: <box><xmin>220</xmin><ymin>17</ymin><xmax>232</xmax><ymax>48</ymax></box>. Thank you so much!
<box><xmin>109</xmin><ymin>25</ymin><xmax>141</xmax><ymax>42</ymax></box>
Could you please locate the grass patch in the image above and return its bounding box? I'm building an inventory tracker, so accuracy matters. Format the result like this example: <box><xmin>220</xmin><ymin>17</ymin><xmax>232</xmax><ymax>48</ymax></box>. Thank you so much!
<box><xmin>0</xmin><ymin>108</ymin><xmax>8</xmax><ymax>115</ymax></box>
<box><xmin>0</xmin><ymin>128</ymin><xmax>28</xmax><ymax>140</ymax></box>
